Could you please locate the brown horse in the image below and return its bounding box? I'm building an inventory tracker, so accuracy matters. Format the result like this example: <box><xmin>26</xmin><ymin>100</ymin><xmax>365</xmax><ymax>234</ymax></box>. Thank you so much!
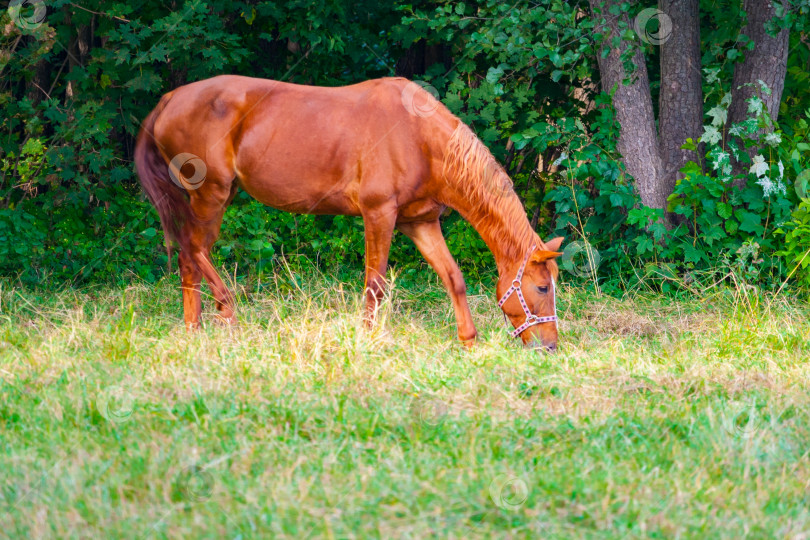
<box><xmin>135</xmin><ymin>75</ymin><xmax>564</xmax><ymax>349</ymax></box>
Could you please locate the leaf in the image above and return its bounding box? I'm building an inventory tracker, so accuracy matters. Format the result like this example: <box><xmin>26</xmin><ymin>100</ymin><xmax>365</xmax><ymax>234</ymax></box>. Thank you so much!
<box><xmin>717</xmin><ymin>202</ymin><xmax>733</xmax><ymax>219</ymax></box>
<box><xmin>485</xmin><ymin>66</ymin><xmax>504</xmax><ymax>84</ymax></box>
<box><xmin>683</xmin><ymin>243</ymin><xmax>703</xmax><ymax>264</ymax></box>
<box><xmin>747</xmin><ymin>96</ymin><xmax>764</xmax><ymax>116</ymax></box>
<box><xmin>736</xmin><ymin>209</ymin><xmax>763</xmax><ymax>234</ymax></box>
<box><xmin>707</xmin><ymin>106</ymin><xmax>728</xmax><ymax>127</ymax></box>
<box><xmin>749</xmin><ymin>155</ymin><xmax>768</xmax><ymax>177</ymax></box>
<box><xmin>627</xmin><ymin>208</ymin><xmax>650</xmax><ymax>226</ymax></box>
<box><xmin>700</xmin><ymin>125</ymin><xmax>721</xmax><ymax>145</ymax></box>
<box><xmin>635</xmin><ymin>236</ymin><xmax>654</xmax><ymax>255</ymax></box>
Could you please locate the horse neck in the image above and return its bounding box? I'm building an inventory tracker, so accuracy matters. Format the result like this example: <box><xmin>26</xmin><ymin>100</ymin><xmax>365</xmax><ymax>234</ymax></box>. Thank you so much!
<box><xmin>437</xmin><ymin>123</ymin><xmax>538</xmax><ymax>275</ymax></box>
<box><xmin>451</xmin><ymin>188</ymin><xmax>538</xmax><ymax>275</ymax></box>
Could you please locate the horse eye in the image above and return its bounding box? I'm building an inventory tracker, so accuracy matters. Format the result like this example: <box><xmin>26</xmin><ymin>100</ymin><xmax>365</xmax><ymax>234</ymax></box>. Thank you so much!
<box><xmin>537</xmin><ymin>286</ymin><xmax>549</xmax><ymax>294</ymax></box>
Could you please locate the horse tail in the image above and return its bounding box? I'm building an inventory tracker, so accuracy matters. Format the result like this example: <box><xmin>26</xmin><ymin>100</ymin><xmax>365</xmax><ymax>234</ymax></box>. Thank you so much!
<box><xmin>134</xmin><ymin>93</ymin><xmax>192</xmax><ymax>270</ymax></box>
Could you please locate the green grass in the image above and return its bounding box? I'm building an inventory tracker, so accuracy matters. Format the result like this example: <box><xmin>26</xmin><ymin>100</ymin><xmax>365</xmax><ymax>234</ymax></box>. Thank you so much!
<box><xmin>1</xmin><ymin>265</ymin><xmax>810</xmax><ymax>539</ymax></box>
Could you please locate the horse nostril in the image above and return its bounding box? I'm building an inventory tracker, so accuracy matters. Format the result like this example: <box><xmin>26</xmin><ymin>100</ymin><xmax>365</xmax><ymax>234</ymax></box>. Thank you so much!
<box><xmin>546</xmin><ymin>343</ymin><xmax>557</xmax><ymax>352</ymax></box>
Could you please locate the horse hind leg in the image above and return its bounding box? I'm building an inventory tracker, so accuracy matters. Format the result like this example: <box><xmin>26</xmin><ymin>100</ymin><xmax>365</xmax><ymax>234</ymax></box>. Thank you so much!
<box><xmin>183</xmin><ymin>172</ymin><xmax>238</xmax><ymax>327</ymax></box>
<box><xmin>179</xmin><ymin>215</ymin><xmax>236</xmax><ymax>328</ymax></box>
<box><xmin>361</xmin><ymin>202</ymin><xmax>398</xmax><ymax>325</ymax></box>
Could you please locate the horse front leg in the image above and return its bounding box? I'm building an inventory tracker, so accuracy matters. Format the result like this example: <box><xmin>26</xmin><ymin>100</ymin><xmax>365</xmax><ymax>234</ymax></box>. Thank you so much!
<box><xmin>398</xmin><ymin>220</ymin><xmax>477</xmax><ymax>346</ymax></box>
<box><xmin>361</xmin><ymin>204</ymin><xmax>397</xmax><ymax>326</ymax></box>
<box><xmin>178</xmin><ymin>250</ymin><xmax>203</xmax><ymax>331</ymax></box>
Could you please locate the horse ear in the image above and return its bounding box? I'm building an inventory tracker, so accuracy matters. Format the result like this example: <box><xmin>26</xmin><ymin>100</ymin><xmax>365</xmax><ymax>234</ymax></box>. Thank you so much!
<box><xmin>530</xmin><ymin>250</ymin><xmax>562</xmax><ymax>263</ymax></box>
<box><xmin>544</xmin><ymin>236</ymin><xmax>564</xmax><ymax>252</ymax></box>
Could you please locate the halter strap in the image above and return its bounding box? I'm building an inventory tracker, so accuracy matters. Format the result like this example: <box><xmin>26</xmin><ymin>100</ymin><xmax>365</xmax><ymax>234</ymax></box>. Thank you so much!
<box><xmin>497</xmin><ymin>245</ymin><xmax>558</xmax><ymax>338</ymax></box>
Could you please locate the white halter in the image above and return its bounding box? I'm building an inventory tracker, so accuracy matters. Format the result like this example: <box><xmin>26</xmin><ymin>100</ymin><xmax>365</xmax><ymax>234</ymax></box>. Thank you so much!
<box><xmin>497</xmin><ymin>245</ymin><xmax>558</xmax><ymax>338</ymax></box>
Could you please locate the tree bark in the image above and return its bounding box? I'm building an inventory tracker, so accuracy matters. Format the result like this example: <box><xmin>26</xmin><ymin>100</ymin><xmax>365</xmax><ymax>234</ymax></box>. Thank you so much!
<box><xmin>589</xmin><ymin>0</ymin><xmax>667</xmax><ymax>211</ymax></box>
<box><xmin>728</xmin><ymin>0</ymin><xmax>789</xmax><ymax>127</ymax></box>
<box><xmin>25</xmin><ymin>46</ymin><xmax>51</xmax><ymax>105</ymax></box>
<box><xmin>65</xmin><ymin>8</ymin><xmax>91</xmax><ymax>101</ymax></box>
<box><xmin>659</xmin><ymin>0</ymin><xmax>702</xmax><ymax>206</ymax></box>
<box><xmin>726</xmin><ymin>0</ymin><xmax>790</xmax><ymax>185</ymax></box>
<box><xmin>395</xmin><ymin>40</ymin><xmax>450</xmax><ymax>78</ymax></box>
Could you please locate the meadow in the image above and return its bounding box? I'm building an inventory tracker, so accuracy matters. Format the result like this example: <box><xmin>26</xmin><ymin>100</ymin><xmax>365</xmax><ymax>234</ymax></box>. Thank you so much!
<box><xmin>2</xmin><ymin>264</ymin><xmax>810</xmax><ymax>539</ymax></box>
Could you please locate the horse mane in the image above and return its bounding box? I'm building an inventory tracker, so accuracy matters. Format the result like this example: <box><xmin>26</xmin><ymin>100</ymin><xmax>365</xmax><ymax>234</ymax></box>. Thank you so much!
<box><xmin>441</xmin><ymin>121</ymin><xmax>544</xmax><ymax>264</ymax></box>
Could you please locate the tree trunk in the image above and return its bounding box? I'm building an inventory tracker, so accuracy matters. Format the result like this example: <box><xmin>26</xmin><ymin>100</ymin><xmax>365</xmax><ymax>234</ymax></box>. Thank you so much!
<box><xmin>589</xmin><ymin>0</ymin><xmax>667</xmax><ymax>211</ymax></box>
<box><xmin>728</xmin><ymin>0</ymin><xmax>789</xmax><ymax>125</ymax></box>
<box><xmin>726</xmin><ymin>0</ymin><xmax>790</xmax><ymax>185</ymax></box>
<box><xmin>65</xmin><ymin>9</ymin><xmax>91</xmax><ymax>101</ymax></box>
<box><xmin>395</xmin><ymin>40</ymin><xmax>450</xmax><ymax>79</ymax></box>
<box><xmin>25</xmin><ymin>48</ymin><xmax>51</xmax><ymax>105</ymax></box>
<box><xmin>659</xmin><ymin>0</ymin><xmax>702</xmax><ymax>209</ymax></box>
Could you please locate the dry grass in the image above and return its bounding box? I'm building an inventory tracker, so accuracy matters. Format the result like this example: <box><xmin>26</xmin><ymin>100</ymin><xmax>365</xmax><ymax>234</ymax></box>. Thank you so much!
<box><xmin>1</xmin><ymin>270</ymin><xmax>810</xmax><ymax>538</ymax></box>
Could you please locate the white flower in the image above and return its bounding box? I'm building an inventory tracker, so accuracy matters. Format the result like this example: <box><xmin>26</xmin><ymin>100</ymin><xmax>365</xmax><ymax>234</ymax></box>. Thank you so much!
<box><xmin>701</xmin><ymin>125</ymin><xmax>722</xmax><ymax>145</ymax></box>
<box><xmin>764</xmin><ymin>132</ymin><xmax>782</xmax><ymax>147</ymax></box>
<box><xmin>778</xmin><ymin>160</ymin><xmax>784</xmax><ymax>180</ymax></box>
<box><xmin>707</xmin><ymin>106</ymin><xmax>728</xmax><ymax>127</ymax></box>
<box><xmin>749</xmin><ymin>154</ymin><xmax>768</xmax><ymax>177</ymax></box>
<box><xmin>757</xmin><ymin>175</ymin><xmax>775</xmax><ymax>196</ymax></box>
<box><xmin>747</xmin><ymin>96</ymin><xmax>764</xmax><ymax>116</ymax></box>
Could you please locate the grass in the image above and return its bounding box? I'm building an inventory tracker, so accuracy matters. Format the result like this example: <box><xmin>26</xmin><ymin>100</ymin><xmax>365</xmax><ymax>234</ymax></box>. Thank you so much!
<box><xmin>1</xmin><ymin>263</ymin><xmax>810</xmax><ymax>539</ymax></box>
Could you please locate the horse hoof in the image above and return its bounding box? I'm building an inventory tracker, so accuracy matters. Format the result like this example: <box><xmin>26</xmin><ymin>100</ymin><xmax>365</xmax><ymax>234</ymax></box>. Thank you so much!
<box><xmin>215</xmin><ymin>314</ymin><xmax>237</xmax><ymax>326</ymax></box>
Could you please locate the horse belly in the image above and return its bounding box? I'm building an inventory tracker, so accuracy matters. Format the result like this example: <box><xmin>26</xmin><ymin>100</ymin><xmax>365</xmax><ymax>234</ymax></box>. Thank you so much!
<box><xmin>235</xmin><ymin>168</ymin><xmax>361</xmax><ymax>216</ymax></box>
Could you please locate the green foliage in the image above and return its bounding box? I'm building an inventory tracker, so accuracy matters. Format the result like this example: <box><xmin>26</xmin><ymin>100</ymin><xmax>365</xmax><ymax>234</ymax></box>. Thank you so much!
<box><xmin>776</xmin><ymin>202</ymin><xmax>810</xmax><ymax>285</ymax></box>
<box><xmin>0</xmin><ymin>0</ymin><xmax>808</xmax><ymax>293</ymax></box>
